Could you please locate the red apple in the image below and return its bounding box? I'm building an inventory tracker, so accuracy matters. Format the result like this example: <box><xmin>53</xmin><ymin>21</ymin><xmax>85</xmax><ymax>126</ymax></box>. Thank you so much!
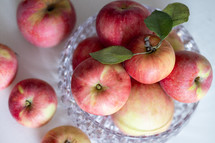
<box><xmin>72</xmin><ymin>36</ymin><xmax>104</xmax><ymax>70</ymax></box>
<box><xmin>17</xmin><ymin>0</ymin><xmax>76</xmax><ymax>48</ymax></box>
<box><xmin>124</xmin><ymin>34</ymin><xmax>175</xmax><ymax>84</ymax></box>
<box><xmin>111</xmin><ymin>79</ymin><xmax>174</xmax><ymax>136</ymax></box>
<box><xmin>166</xmin><ymin>29</ymin><xmax>185</xmax><ymax>52</ymax></box>
<box><xmin>71</xmin><ymin>58</ymin><xmax>131</xmax><ymax>116</ymax></box>
<box><xmin>160</xmin><ymin>51</ymin><xmax>213</xmax><ymax>103</ymax></box>
<box><xmin>0</xmin><ymin>44</ymin><xmax>18</xmax><ymax>90</ymax></box>
<box><xmin>8</xmin><ymin>78</ymin><xmax>58</xmax><ymax>128</ymax></box>
<box><xmin>41</xmin><ymin>125</ymin><xmax>91</xmax><ymax>143</ymax></box>
<box><xmin>96</xmin><ymin>0</ymin><xmax>152</xmax><ymax>47</ymax></box>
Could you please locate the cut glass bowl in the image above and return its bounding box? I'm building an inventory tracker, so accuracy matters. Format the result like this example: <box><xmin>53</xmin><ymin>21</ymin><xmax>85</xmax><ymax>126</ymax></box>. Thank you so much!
<box><xmin>58</xmin><ymin>8</ymin><xmax>200</xmax><ymax>143</ymax></box>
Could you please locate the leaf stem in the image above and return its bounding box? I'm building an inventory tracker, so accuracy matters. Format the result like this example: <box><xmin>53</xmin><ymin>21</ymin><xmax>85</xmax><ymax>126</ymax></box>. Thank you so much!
<box><xmin>154</xmin><ymin>39</ymin><xmax>163</xmax><ymax>49</ymax></box>
<box><xmin>133</xmin><ymin>37</ymin><xmax>163</xmax><ymax>56</ymax></box>
<box><xmin>133</xmin><ymin>51</ymin><xmax>151</xmax><ymax>56</ymax></box>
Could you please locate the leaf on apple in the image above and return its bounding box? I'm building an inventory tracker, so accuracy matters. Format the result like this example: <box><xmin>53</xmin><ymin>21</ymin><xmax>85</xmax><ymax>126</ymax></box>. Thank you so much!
<box><xmin>163</xmin><ymin>3</ymin><xmax>190</xmax><ymax>27</ymax></box>
<box><xmin>90</xmin><ymin>46</ymin><xmax>133</xmax><ymax>64</ymax></box>
<box><xmin>144</xmin><ymin>10</ymin><xmax>173</xmax><ymax>40</ymax></box>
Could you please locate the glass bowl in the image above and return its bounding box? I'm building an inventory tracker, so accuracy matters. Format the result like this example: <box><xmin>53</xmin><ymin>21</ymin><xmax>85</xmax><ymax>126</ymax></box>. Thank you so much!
<box><xmin>58</xmin><ymin>10</ymin><xmax>200</xmax><ymax>143</ymax></box>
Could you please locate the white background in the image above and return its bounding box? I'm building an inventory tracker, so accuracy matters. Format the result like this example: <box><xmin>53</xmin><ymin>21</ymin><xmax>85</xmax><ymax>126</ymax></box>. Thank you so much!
<box><xmin>0</xmin><ymin>0</ymin><xmax>215</xmax><ymax>143</ymax></box>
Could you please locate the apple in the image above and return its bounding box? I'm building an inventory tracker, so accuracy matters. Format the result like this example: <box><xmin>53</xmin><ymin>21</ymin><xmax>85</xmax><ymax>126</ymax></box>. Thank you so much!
<box><xmin>17</xmin><ymin>0</ymin><xmax>76</xmax><ymax>48</ymax></box>
<box><xmin>96</xmin><ymin>0</ymin><xmax>152</xmax><ymax>47</ymax></box>
<box><xmin>111</xmin><ymin>79</ymin><xmax>174</xmax><ymax>136</ymax></box>
<box><xmin>72</xmin><ymin>36</ymin><xmax>104</xmax><ymax>70</ymax></box>
<box><xmin>166</xmin><ymin>29</ymin><xmax>185</xmax><ymax>51</ymax></box>
<box><xmin>41</xmin><ymin>125</ymin><xmax>91</xmax><ymax>143</ymax></box>
<box><xmin>160</xmin><ymin>51</ymin><xmax>213</xmax><ymax>103</ymax></box>
<box><xmin>0</xmin><ymin>44</ymin><xmax>18</xmax><ymax>90</ymax></box>
<box><xmin>124</xmin><ymin>34</ymin><xmax>175</xmax><ymax>84</ymax></box>
<box><xmin>71</xmin><ymin>57</ymin><xmax>131</xmax><ymax>116</ymax></box>
<box><xmin>8</xmin><ymin>78</ymin><xmax>58</xmax><ymax>128</ymax></box>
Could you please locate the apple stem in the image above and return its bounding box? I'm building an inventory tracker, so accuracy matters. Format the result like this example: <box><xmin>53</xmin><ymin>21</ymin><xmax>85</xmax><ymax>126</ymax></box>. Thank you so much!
<box><xmin>47</xmin><ymin>4</ymin><xmax>55</xmax><ymax>12</ymax></box>
<box><xmin>96</xmin><ymin>84</ymin><xmax>102</xmax><ymax>90</ymax></box>
<box><xmin>64</xmin><ymin>139</ymin><xmax>78</xmax><ymax>143</ymax></box>
<box><xmin>133</xmin><ymin>36</ymin><xmax>163</xmax><ymax>56</ymax></box>
<box><xmin>64</xmin><ymin>140</ymin><xmax>70</xmax><ymax>143</ymax></box>
<box><xmin>144</xmin><ymin>36</ymin><xmax>162</xmax><ymax>53</ymax></box>
<box><xmin>25</xmin><ymin>100</ymin><xmax>31</xmax><ymax>107</ymax></box>
<box><xmin>194</xmin><ymin>76</ymin><xmax>201</xmax><ymax>85</ymax></box>
<box><xmin>133</xmin><ymin>51</ymin><xmax>151</xmax><ymax>55</ymax></box>
<box><xmin>120</xmin><ymin>3</ymin><xmax>128</xmax><ymax>9</ymax></box>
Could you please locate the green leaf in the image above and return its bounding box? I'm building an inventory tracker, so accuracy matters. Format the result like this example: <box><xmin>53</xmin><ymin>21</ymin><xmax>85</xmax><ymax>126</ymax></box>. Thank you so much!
<box><xmin>90</xmin><ymin>46</ymin><xmax>133</xmax><ymax>64</ymax></box>
<box><xmin>163</xmin><ymin>2</ymin><xmax>190</xmax><ymax>27</ymax></box>
<box><xmin>144</xmin><ymin>10</ymin><xmax>173</xmax><ymax>40</ymax></box>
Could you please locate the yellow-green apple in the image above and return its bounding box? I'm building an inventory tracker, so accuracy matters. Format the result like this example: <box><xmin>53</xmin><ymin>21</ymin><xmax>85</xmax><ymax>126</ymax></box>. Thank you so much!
<box><xmin>160</xmin><ymin>51</ymin><xmax>213</xmax><ymax>103</ymax></box>
<box><xmin>41</xmin><ymin>125</ymin><xmax>91</xmax><ymax>143</ymax></box>
<box><xmin>166</xmin><ymin>29</ymin><xmax>185</xmax><ymax>52</ymax></box>
<box><xmin>111</xmin><ymin>79</ymin><xmax>174</xmax><ymax>136</ymax></box>
<box><xmin>8</xmin><ymin>78</ymin><xmax>57</xmax><ymax>128</ymax></box>
<box><xmin>0</xmin><ymin>44</ymin><xmax>18</xmax><ymax>90</ymax></box>
<box><xmin>124</xmin><ymin>34</ymin><xmax>175</xmax><ymax>84</ymax></box>
<box><xmin>96</xmin><ymin>0</ymin><xmax>152</xmax><ymax>47</ymax></box>
<box><xmin>17</xmin><ymin>0</ymin><xmax>76</xmax><ymax>48</ymax></box>
<box><xmin>71</xmin><ymin>57</ymin><xmax>131</xmax><ymax>116</ymax></box>
<box><xmin>72</xmin><ymin>36</ymin><xmax>104</xmax><ymax>70</ymax></box>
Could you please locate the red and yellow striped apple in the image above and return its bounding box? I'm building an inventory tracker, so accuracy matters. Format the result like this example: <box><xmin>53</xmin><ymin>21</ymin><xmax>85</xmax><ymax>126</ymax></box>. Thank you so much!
<box><xmin>17</xmin><ymin>0</ymin><xmax>76</xmax><ymax>48</ymax></box>
<box><xmin>8</xmin><ymin>78</ymin><xmax>57</xmax><ymax>128</ymax></box>
<box><xmin>96</xmin><ymin>0</ymin><xmax>151</xmax><ymax>47</ymax></box>
<box><xmin>71</xmin><ymin>58</ymin><xmax>131</xmax><ymax>116</ymax></box>
<box><xmin>124</xmin><ymin>34</ymin><xmax>175</xmax><ymax>84</ymax></box>
<box><xmin>72</xmin><ymin>36</ymin><xmax>104</xmax><ymax>70</ymax></box>
<box><xmin>0</xmin><ymin>44</ymin><xmax>18</xmax><ymax>90</ymax></box>
<box><xmin>41</xmin><ymin>126</ymin><xmax>91</xmax><ymax>143</ymax></box>
<box><xmin>111</xmin><ymin>79</ymin><xmax>174</xmax><ymax>136</ymax></box>
<box><xmin>160</xmin><ymin>51</ymin><xmax>213</xmax><ymax>103</ymax></box>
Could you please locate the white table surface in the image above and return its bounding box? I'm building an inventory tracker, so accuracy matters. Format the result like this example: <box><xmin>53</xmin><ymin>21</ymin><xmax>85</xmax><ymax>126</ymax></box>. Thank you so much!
<box><xmin>0</xmin><ymin>0</ymin><xmax>214</xmax><ymax>143</ymax></box>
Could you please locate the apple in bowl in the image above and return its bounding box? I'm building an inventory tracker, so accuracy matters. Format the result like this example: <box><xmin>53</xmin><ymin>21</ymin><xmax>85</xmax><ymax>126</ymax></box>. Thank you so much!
<box><xmin>17</xmin><ymin>0</ymin><xmax>76</xmax><ymax>48</ymax></box>
<box><xmin>41</xmin><ymin>125</ymin><xmax>91</xmax><ymax>143</ymax></box>
<box><xmin>124</xmin><ymin>34</ymin><xmax>175</xmax><ymax>84</ymax></box>
<box><xmin>71</xmin><ymin>58</ymin><xmax>131</xmax><ymax>116</ymax></box>
<box><xmin>96</xmin><ymin>0</ymin><xmax>152</xmax><ymax>47</ymax></box>
<box><xmin>72</xmin><ymin>36</ymin><xmax>104</xmax><ymax>70</ymax></box>
<box><xmin>0</xmin><ymin>44</ymin><xmax>18</xmax><ymax>90</ymax></box>
<box><xmin>111</xmin><ymin>79</ymin><xmax>174</xmax><ymax>136</ymax></box>
<box><xmin>8</xmin><ymin>78</ymin><xmax>57</xmax><ymax>128</ymax></box>
<box><xmin>160</xmin><ymin>50</ymin><xmax>213</xmax><ymax>103</ymax></box>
